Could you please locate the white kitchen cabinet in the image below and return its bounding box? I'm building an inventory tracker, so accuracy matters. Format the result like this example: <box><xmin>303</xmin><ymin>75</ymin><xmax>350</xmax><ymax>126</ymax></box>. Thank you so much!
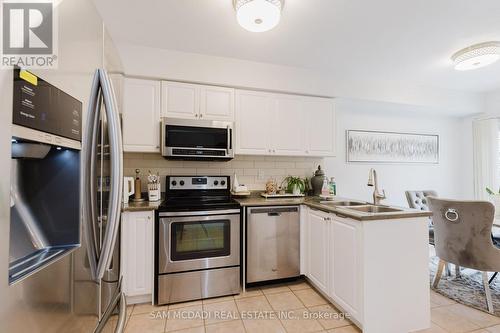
<box><xmin>304</xmin><ymin>97</ymin><xmax>336</xmax><ymax>156</ymax></box>
<box><xmin>161</xmin><ymin>81</ymin><xmax>199</xmax><ymax>119</ymax></box>
<box><xmin>121</xmin><ymin>210</ymin><xmax>154</xmax><ymax>303</ymax></box>
<box><xmin>329</xmin><ymin>214</ymin><xmax>362</xmax><ymax>320</ymax></box>
<box><xmin>307</xmin><ymin>208</ymin><xmax>330</xmax><ymax>293</ymax></box>
<box><xmin>122</xmin><ymin>78</ymin><xmax>161</xmax><ymax>152</ymax></box>
<box><xmin>235</xmin><ymin>90</ymin><xmax>273</xmax><ymax>155</ymax></box>
<box><xmin>235</xmin><ymin>89</ymin><xmax>335</xmax><ymax>157</ymax></box>
<box><xmin>162</xmin><ymin>81</ymin><xmax>235</xmax><ymax>121</ymax></box>
<box><xmin>272</xmin><ymin>95</ymin><xmax>305</xmax><ymax>155</ymax></box>
<box><xmin>200</xmin><ymin>85</ymin><xmax>235</xmax><ymax>121</ymax></box>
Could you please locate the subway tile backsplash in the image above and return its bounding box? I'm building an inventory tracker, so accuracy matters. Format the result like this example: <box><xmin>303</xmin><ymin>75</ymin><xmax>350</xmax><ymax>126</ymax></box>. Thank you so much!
<box><xmin>124</xmin><ymin>153</ymin><xmax>323</xmax><ymax>192</ymax></box>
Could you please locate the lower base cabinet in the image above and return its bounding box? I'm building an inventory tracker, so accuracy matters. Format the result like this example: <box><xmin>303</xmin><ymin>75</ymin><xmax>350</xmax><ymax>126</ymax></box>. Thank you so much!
<box><xmin>303</xmin><ymin>206</ymin><xmax>430</xmax><ymax>333</ymax></box>
<box><xmin>329</xmin><ymin>214</ymin><xmax>362</xmax><ymax>320</ymax></box>
<box><xmin>306</xmin><ymin>208</ymin><xmax>330</xmax><ymax>294</ymax></box>
<box><xmin>121</xmin><ymin>210</ymin><xmax>154</xmax><ymax>304</ymax></box>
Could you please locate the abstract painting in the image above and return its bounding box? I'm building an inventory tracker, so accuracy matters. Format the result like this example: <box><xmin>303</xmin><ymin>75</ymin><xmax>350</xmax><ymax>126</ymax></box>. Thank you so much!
<box><xmin>347</xmin><ymin>130</ymin><xmax>439</xmax><ymax>163</ymax></box>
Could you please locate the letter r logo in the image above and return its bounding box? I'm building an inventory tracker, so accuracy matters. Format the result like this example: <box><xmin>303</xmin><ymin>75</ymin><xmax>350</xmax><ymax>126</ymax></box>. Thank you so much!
<box><xmin>3</xmin><ymin>2</ymin><xmax>53</xmax><ymax>55</ymax></box>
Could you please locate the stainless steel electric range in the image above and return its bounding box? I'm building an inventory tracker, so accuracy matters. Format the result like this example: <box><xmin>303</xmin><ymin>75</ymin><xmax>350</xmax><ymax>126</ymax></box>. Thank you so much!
<box><xmin>155</xmin><ymin>175</ymin><xmax>241</xmax><ymax>305</ymax></box>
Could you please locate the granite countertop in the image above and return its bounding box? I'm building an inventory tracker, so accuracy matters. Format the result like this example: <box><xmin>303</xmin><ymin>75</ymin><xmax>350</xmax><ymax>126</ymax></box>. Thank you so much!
<box><xmin>122</xmin><ymin>199</ymin><xmax>163</xmax><ymax>212</ymax></box>
<box><xmin>121</xmin><ymin>191</ymin><xmax>432</xmax><ymax>221</ymax></box>
<box><xmin>234</xmin><ymin>193</ymin><xmax>432</xmax><ymax>221</ymax></box>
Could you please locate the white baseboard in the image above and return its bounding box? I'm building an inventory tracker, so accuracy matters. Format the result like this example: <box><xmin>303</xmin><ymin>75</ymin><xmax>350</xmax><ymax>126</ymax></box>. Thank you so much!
<box><xmin>126</xmin><ymin>294</ymin><xmax>152</xmax><ymax>305</ymax></box>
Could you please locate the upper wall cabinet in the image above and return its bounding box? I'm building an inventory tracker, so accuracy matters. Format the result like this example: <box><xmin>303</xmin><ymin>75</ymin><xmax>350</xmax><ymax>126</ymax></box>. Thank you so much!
<box><xmin>235</xmin><ymin>90</ymin><xmax>273</xmax><ymax>155</ymax></box>
<box><xmin>122</xmin><ymin>78</ymin><xmax>161</xmax><ymax>152</ymax></box>
<box><xmin>161</xmin><ymin>81</ymin><xmax>235</xmax><ymax>121</ymax></box>
<box><xmin>303</xmin><ymin>97</ymin><xmax>336</xmax><ymax>156</ymax></box>
<box><xmin>235</xmin><ymin>90</ymin><xmax>336</xmax><ymax>157</ymax></box>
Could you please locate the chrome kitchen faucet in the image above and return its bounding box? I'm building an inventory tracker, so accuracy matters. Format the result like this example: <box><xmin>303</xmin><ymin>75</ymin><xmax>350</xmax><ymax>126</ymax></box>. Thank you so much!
<box><xmin>367</xmin><ymin>168</ymin><xmax>386</xmax><ymax>205</ymax></box>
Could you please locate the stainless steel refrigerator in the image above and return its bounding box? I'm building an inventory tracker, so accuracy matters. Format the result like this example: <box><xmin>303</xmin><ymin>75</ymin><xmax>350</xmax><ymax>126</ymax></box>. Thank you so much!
<box><xmin>1</xmin><ymin>68</ymin><xmax>126</xmax><ymax>333</ymax></box>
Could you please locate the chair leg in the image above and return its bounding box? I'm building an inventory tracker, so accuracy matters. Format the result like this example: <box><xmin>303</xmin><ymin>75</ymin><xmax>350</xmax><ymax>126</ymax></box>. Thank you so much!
<box><xmin>445</xmin><ymin>263</ymin><xmax>451</xmax><ymax>276</ymax></box>
<box><xmin>482</xmin><ymin>272</ymin><xmax>494</xmax><ymax>314</ymax></box>
<box><xmin>455</xmin><ymin>265</ymin><xmax>461</xmax><ymax>278</ymax></box>
<box><xmin>489</xmin><ymin>272</ymin><xmax>498</xmax><ymax>285</ymax></box>
<box><xmin>433</xmin><ymin>259</ymin><xmax>446</xmax><ymax>288</ymax></box>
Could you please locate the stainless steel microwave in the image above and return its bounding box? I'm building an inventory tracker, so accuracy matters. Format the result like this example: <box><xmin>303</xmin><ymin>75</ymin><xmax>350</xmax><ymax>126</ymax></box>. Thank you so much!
<box><xmin>160</xmin><ymin>118</ymin><xmax>234</xmax><ymax>160</ymax></box>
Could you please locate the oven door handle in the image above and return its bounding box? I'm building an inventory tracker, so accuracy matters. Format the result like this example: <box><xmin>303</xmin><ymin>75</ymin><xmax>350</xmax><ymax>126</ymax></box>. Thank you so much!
<box><xmin>159</xmin><ymin>209</ymin><xmax>240</xmax><ymax>218</ymax></box>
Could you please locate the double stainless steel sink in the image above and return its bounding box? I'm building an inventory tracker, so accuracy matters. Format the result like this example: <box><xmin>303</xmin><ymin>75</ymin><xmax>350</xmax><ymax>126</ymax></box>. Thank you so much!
<box><xmin>319</xmin><ymin>200</ymin><xmax>404</xmax><ymax>214</ymax></box>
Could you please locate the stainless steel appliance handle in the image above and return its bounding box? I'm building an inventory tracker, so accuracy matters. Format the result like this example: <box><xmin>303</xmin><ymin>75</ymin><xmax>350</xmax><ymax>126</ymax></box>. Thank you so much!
<box><xmin>95</xmin><ymin>69</ymin><xmax>123</xmax><ymax>280</ymax></box>
<box><xmin>114</xmin><ymin>292</ymin><xmax>127</xmax><ymax>333</ymax></box>
<box><xmin>82</xmin><ymin>70</ymin><xmax>101</xmax><ymax>280</ymax></box>
<box><xmin>94</xmin><ymin>279</ymin><xmax>127</xmax><ymax>333</ymax></box>
<box><xmin>249</xmin><ymin>207</ymin><xmax>299</xmax><ymax>214</ymax></box>
<box><xmin>159</xmin><ymin>209</ymin><xmax>240</xmax><ymax>217</ymax></box>
<box><xmin>89</xmin><ymin>92</ymin><xmax>102</xmax><ymax>257</ymax></box>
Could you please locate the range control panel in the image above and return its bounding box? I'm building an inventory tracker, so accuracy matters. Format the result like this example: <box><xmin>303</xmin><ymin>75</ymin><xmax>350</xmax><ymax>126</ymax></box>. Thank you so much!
<box><xmin>167</xmin><ymin>176</ymin><xmax>229</xmax><ymax>191</ymax></box>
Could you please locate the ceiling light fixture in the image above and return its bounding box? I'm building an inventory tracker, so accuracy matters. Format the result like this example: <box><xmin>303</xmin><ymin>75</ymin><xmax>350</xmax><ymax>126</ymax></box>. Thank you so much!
<box><xmin>234</xmin><ymin>0</ymin><xmax>283</xmax><ymax>33</ymax></box>
<box><xmin>451</xmin><ymin>41</ymin><xmax>500</xmax><ymax>71</ymax></box>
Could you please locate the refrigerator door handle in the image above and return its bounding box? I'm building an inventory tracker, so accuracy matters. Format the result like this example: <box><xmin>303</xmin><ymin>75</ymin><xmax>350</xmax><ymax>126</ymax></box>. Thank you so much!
<box><xmin>89</xmin><ymin>91</ymin><xmax>102</xmax><ymax>257</ymax></box>
<box><xmin>114</xmin><ymin>292</ymin><xmax>127</xmax><ymax>333</ymax></box>
<box><xmin>82</xmin><ymin>70</ymin><xmax>101</xmax><ymax>281</ymax></box>
<box><xmin>94</xmin><ymin>278</ymin><xmax>127</xmax><ymax>333</ymax></box>
<box><xmin>95</xmin><ymin>69</ymin><xmax>123</xmax><ymax>280</ymax></box>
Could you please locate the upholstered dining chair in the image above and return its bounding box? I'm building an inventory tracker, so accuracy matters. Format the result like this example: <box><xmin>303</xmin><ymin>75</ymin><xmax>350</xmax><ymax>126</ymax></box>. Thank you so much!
<box><xmin>405</xmin><ymin>190</ymin><xmax>437</xmax><ymax>245</ymax></box>
<box><xmin>428</xmin><ymin>197</ymin><xmax>500</xmax><ymax>313</ymax></box>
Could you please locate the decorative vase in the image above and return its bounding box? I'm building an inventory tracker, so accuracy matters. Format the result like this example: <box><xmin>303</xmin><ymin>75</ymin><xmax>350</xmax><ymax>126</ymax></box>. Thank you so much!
<box><xmin>311</xmin><ymin>166</ymin><xmax>326</xmax><ymax>196</ymax></box>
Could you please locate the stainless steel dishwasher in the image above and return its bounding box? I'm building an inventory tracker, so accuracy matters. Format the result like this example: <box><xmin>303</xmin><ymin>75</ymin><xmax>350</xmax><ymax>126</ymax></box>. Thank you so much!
<box><xmin>247</xmin><ymin>206</ymin><xmax>300</xmax><ymax>283</ymax></box>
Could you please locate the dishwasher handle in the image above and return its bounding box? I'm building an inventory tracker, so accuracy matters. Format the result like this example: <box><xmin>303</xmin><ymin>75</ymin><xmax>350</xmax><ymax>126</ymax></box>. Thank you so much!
<box><xmin>249</xmin><ymin>207</ymin><xmax>299</xmax><ymax>215</ymax></box>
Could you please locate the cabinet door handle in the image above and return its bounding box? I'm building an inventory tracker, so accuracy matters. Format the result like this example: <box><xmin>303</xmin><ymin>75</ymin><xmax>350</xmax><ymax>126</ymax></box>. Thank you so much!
<box><xmin>195</xmin><ymin>114</ymin><xmax>198</xmax><ymax>118</ymax></box>
<box><xmin>199</xmin><ymin>114</ymin><xmax>203</xmax><ymax>118</ymax></box>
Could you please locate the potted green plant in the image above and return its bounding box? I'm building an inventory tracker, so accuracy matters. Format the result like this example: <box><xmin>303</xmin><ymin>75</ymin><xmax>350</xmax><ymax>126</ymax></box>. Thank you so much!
<box><xmin>282</xmin><ymin>176</ymin><xmax>306</xmax><ymax>195</ymax></box>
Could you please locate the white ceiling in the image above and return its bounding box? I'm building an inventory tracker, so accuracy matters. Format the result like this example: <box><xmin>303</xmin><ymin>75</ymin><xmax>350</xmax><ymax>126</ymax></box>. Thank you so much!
<box><xmin>95</xmin><ymin>0</ymin><xmax>500</xmax><ymax>93</ymax></box>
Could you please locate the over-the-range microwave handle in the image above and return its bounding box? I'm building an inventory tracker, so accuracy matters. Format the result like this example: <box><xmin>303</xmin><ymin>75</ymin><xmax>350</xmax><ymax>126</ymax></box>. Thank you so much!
<box><xmin>227</xmin><ymin>125</ymin><xmax>233</xmax><ymax>154</ymax></box>
<box><xmin>96</xmin><ymin>68</ymin><xmax>123</xmax><ymax>280</ymax></box>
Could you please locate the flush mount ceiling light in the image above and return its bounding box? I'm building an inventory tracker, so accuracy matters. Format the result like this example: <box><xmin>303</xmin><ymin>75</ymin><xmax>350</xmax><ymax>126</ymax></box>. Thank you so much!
<box><xmin>451</xmin><ymin>41</ymin><xmax>500</xmax><ymax>71</ymax></box>
<box><xmin>234</xmin><ymin>0</ymin><xmax>283</xmax><ymax>32</ymax></box>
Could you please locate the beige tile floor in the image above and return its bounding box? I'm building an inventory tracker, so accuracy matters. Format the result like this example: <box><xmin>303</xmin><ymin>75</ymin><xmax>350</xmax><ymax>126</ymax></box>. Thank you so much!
<box><xmin>121</xmin><ymin>280</ymin><xmax>500</xmax><ymax>333</ymax></box>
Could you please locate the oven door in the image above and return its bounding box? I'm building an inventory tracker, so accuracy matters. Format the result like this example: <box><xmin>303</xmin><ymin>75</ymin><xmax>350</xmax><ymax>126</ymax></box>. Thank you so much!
<box><xmin>158</xmin><ymin>210</ymin><xmax>240</xmax><ymax>274</ymax></box>
<box><xmin>161</xmin><ymin>118</ymin><xmax>233</xmax><ymax>159</ymax></box>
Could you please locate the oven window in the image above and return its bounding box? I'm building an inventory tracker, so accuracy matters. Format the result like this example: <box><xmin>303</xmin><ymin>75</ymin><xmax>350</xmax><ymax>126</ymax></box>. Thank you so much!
<box><xmin>171</xmin><ymin>220</ymin><xmax>230</xmax><ymax>261</ymax></box>
<box><xmin>165</xmin><ymin>125</ymin><xmax>228</xmax><ymax>149</ymax></box>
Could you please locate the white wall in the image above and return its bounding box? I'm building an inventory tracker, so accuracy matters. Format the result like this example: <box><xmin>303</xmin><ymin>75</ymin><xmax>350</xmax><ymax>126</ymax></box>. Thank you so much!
<box><xmin>116</xmin><ymin>43</ymin><xmax>484</xmax><ymax>117</ymax></box>
<box><xmin>485</xmin><ymin>90</ymin><xmax>500</xmax><ymax>115</ymax></box>
<box><xmin>322</xmin><ymin>98</ymin><xmax>464</xmax><ymax>207</ymax></box>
